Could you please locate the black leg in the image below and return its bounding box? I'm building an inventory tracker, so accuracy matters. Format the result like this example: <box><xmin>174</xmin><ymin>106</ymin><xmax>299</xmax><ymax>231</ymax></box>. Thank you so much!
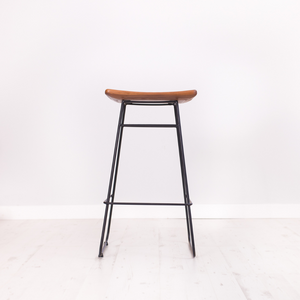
<box><xmin>98</xmin><ymin>101</ymin><xmax>126</xmax><ymax>257</ymax></box>
<box><xmin>173</xmin><ymin>101</ymin><xmax>196</xmax><ymax>257</ymax></box>
<box><xmin>99</xmin><ymin>100</ymin><xmax>195</xmax><ymax>258</ymax></box>
<box><xmin>104</xmin><ymin>103</ymin><xmax>126</xmax><ymax>244</ymax></box>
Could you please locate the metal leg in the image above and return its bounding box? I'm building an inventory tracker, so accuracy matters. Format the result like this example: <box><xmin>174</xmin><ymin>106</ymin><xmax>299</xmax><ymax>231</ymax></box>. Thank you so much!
<box><xmin>104</xmin><ymin>104</ymin><xmax>126</xmax><ymax>244</ymax></box>
<box><xmin>98</xmin><ymin>101</ymin><xmax>126</xmax><ymax>257</ymax></box>
<box><xmin>99</xmin><ymin>100</ymin><xmax>195</xmax><ymax>258</ymax></box>
<box><xmin>173</xmin><ymin>101</ymin><xmax>196</xmax><ymax>257</ymax></box>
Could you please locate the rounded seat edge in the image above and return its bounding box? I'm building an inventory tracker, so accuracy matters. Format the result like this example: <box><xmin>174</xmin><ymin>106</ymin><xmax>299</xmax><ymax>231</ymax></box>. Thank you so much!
<box><xmin>105</xmin><ymin>89</ymin><xmax>197</xmax><ymax>103</ymax></box>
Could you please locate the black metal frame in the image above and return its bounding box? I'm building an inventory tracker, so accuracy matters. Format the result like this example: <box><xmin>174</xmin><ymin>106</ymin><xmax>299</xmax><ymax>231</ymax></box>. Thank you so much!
<box><xmin>98</xmin><ymin>100</ymin><xmax>196</xmax><ymax>257</ymax></box>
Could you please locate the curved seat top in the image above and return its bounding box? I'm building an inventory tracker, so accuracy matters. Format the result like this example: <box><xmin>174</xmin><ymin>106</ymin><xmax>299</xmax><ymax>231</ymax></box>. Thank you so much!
<box><xmin>105</xmin><ymin>89</ymin><xmax>197</xmax><ymax>104</ymax></box>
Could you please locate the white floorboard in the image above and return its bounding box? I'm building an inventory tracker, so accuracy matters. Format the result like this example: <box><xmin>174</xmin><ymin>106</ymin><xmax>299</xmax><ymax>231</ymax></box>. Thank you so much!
<box><xmin>1</xmin><ymin>219</ymin><xmax>300</xmax><ymax>300</ymax></box>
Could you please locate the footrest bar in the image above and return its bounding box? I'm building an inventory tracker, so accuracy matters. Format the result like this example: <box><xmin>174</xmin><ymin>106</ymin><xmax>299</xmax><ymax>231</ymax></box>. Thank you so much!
<box><xmin>103</xmin><ymin>201</ymin><xmax>192</xmax><ymax>206</ymax></box>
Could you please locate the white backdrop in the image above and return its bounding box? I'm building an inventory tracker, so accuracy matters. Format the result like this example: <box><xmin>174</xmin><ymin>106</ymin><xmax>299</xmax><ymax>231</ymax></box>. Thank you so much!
<box><xmin>1</xmin><ymin>0</ymin><xmax>300</xmax><ymax>218</ymax></box>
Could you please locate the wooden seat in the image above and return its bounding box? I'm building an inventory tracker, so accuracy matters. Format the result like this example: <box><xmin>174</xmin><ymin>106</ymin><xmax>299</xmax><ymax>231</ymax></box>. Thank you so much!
<box><xmin>105</xmin><ymin>89</ymin><xmax>197</xmax><ymax>103</ymax></box>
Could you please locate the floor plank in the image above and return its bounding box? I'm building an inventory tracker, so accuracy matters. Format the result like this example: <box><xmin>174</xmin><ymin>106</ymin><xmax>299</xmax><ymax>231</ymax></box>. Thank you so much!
<box><xmin>1</xmin><ymin>219</ymin><xmax>300</xmax><ymax>300</ymax></box>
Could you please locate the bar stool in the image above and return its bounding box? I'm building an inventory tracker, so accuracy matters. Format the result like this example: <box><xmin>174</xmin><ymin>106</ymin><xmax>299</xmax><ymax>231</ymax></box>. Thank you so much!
<box><xmin>99</xmin><ymin>89</ymin><xmax>197</xmax><ymax>257</ymax></box>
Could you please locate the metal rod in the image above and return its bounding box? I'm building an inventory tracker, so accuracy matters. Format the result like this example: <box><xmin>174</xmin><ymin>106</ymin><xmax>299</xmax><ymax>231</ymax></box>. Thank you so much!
<box><xmin>124</xmin><ymin>100</ymin><xmax>176</xmax><ymax>106</ymax></box>
<box><xmin>98</xmin><ymin>102</ymin><xmax>126</xmax><ymax>257</ymax></box>
<box><xmin>173</xmin><ymin>102</ymin><xmax>191</xmax><ymax>242</ymax></box>
<box><xmin>103</xmin><ymin>201</ymin><xmax>192</xmax><ymax>206</ymax></box>
<box><xmin>104</xmin><ymin>103</ymin><xmax>127</xmax><ymax>244</ymax></box>
<box><xmin>122</xmin><ymin>124</ymin><xmax>176</xmax><ymax>128</ymax></box>
<box><xmin>173</xmin><ymin>101</ymin><xmax>196</xmax><ymax>257</ymax></box>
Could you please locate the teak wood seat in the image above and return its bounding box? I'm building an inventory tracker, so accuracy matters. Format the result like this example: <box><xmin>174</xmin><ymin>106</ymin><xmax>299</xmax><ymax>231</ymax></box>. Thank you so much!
<box><xmin>99</xmin><ymin>89</ymin><xmax>197</xmax><ymax>258</ymax></box>
<box><xmin>105</xmin><ymin>89</ymin><xmax>197</xmax><ymax>103</ymax></box>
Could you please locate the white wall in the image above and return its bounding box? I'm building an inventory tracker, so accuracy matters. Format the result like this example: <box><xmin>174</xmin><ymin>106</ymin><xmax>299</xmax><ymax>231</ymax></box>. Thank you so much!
<box><xmin>1</xmin><ymin>0</ymin><xmax>300</xmax><ymax>215</ymax></box>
